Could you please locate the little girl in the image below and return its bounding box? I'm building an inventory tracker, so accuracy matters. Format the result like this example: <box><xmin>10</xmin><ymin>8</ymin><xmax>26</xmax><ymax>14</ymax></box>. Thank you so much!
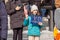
<box><xmin>23</xmin><ymin>5</ymin><xmax>44</xmax><ymax>40</ymax></box>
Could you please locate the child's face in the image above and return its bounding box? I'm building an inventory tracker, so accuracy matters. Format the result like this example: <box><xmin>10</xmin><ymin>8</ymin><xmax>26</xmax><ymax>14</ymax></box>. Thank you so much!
<box><xmin>32</xmin><ymin>10</ymin><xmax>38</xmax><ymax>15</ymax></box>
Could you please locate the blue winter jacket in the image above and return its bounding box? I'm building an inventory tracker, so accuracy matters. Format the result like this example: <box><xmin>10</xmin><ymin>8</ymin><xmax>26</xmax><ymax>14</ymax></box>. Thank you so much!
<box><xmin>23</xmin><ymin>16</ymin><xmax>44</xmax><ymax>36</ymax></box>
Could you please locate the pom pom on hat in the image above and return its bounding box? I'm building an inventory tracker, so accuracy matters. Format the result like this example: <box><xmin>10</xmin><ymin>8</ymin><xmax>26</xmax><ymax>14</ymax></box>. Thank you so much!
<box><xmin>31</xmin><ymin>5</ymin><xmax>38</xmax><ymax>12</ymax></box>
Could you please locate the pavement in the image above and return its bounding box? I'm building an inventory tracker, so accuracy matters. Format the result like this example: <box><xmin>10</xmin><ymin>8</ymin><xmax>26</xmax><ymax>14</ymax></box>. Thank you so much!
<box><xmin>7</xmin><ymin>30</ymin><xmax>54</xmax><ymax>40</ymax></box>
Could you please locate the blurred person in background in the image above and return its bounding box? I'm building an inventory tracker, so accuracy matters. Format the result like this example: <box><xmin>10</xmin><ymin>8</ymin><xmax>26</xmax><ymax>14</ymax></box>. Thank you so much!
<box><xmin>5</xmin><ymin>0</ymin><xmax>24</xmax><ymax>40</ymax></box>
<box><xmin>54</xmin><ymin>0</ymin><xmax>60</xmax><ymax>30</ymax></box>
<box><xmin>0</xmin><ymin>0</ymin><xmax>8</xmax><ymax>40</ymax></box>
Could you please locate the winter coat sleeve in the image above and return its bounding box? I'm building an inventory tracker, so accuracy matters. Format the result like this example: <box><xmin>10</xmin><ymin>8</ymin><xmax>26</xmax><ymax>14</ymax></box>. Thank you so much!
<box><xmin>23</xmin><ymin>17</ymin><xmax>29</xmax><ymax>27</ymax></box>
<box><xmin>5</xmin><ymin>1</ymin><xmax>16</xmax><ymax>15</ymax></box>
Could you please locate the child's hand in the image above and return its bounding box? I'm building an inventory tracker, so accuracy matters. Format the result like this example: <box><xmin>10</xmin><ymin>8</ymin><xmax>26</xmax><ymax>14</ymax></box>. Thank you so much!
<box><xmin>23</xmin><ymin>6</ymin><xmax>28</xmax><ymax>19</ymax></box>
<box><xmin>24</xmin><ymin>6</ymin><xmax>28</xmax><ymax>15</ymax></box>
<box><xmin>38</xmin><ymin>22</ymin><xmax>43</xmax><ymax>26</ymax></box>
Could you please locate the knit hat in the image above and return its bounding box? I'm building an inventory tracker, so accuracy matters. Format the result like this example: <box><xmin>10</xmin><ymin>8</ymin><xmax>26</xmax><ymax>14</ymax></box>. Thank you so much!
<box><xmin>31</xmin><ymin>5</ymin><xmax>38</xmax><ymax>12</ymax></box>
